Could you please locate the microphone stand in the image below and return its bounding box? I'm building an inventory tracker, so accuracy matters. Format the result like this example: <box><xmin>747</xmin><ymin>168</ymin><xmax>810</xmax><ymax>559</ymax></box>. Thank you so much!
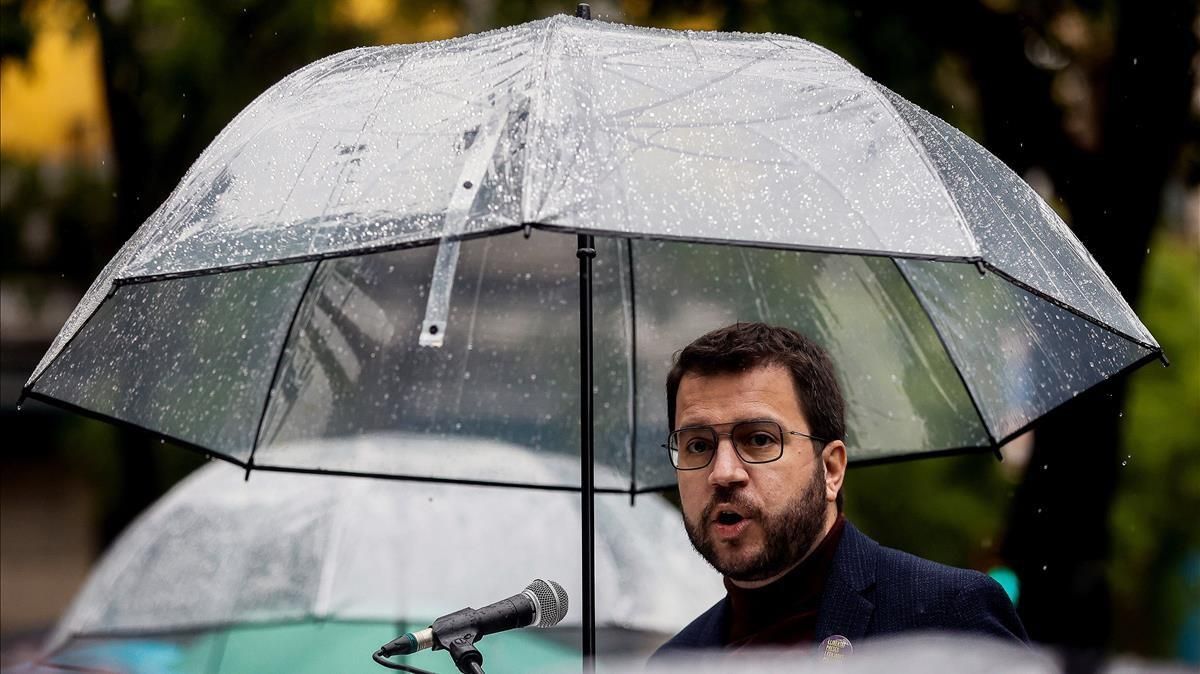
<box><xmin>444</xmin><ymin>636</ymin><xmax>486</xmax><ymax>674</ymax></box>
<box><xmin>434</xmin><ymin>608</ymin><xmax>489</xmax><ymax>674</ymax></box>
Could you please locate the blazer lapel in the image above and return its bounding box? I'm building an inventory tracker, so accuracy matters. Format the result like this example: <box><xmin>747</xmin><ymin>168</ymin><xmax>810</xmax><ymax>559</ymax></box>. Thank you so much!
<box><xmin>815</xmin><ymin>521</ymin><xmax>877</xmax><ymax>642</ymax></box>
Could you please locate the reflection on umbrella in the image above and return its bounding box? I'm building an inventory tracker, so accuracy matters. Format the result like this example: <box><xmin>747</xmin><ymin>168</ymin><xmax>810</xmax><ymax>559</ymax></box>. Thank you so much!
<box><xmin>36</xmin><ymin>437</ymin><xmax>722</xmax><ymax>673</ymax></box>
<box><xmin>21</xmin><ymin>8</ymin><xmax>1162</xmax><ymax>660</ymax></box>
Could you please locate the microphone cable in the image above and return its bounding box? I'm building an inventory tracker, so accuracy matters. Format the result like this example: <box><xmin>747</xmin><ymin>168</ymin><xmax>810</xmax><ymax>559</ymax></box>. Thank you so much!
<box><xmin>373</xmin><ymin>649</ymin><xmax>485</xmax><ymax>674</ymax></box>
<box><xmin>371</xmin><ymin>649</ymin><xmax>437</xmax><ymax>673</ymax></box>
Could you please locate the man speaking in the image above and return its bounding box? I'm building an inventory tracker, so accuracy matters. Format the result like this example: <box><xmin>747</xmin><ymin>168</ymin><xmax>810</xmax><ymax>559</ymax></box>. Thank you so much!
<box><xmin>655</xmin><ymin>323</ymin><xmax>1027</xmax><ymax>656</ymax></box>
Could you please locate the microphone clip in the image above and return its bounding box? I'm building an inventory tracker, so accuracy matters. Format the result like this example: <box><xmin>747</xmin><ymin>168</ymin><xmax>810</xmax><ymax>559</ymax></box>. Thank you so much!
<box><xmin>433</xmin><ymin>609</ymin><xmax>485</xmax><ymax>674</ymax></box>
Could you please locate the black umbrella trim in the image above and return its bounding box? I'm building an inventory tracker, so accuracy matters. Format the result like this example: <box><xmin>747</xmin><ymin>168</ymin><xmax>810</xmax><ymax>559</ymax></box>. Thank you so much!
<box><xmin>890</xmin><ymin>257</ymin><xmax>998</xmax><ymax>447</ymax></box>
<box><xmin>243</xmin><ymin>260</ymin><xmax>323</xmax><ymax>477</ymax></box>
<box><xmin>110</xmin><ymin>223</ymin><xmax>983</xmax><ymax>288</ymax></box>
<box><xmin>106</xmin><ymin>224</ymin><xmax>1160</xmax><ymax>356</ymax></box>
<box><xmin>21</xmin><ymin>233</ymin><xmax>1165</xmax><ymax>485</ymax></box>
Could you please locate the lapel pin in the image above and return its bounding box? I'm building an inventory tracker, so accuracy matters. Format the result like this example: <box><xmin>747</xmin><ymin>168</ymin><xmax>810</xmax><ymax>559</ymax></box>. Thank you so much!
<box><xmin>819</xmin><ymin>634</ymin><xmax>853</xmax><ymax>661</ymax></box>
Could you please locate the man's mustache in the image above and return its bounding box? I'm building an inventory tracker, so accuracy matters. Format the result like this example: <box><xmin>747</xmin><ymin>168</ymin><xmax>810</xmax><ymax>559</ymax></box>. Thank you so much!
<box><xmin>700</xmin><ymin>486</ymin><xmax>762</xmax><ymax>522</ymax></box>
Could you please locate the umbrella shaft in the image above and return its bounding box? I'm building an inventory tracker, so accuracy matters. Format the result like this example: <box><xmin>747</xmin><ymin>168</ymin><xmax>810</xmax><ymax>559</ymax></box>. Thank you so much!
<box><xmin>577</xmin><ymin>234</ymin><xmax>597</xmax><ymax>668</ymax></box>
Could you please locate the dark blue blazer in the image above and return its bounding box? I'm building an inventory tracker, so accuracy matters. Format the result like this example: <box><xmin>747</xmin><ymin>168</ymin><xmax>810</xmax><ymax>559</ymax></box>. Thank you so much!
<box><xmin>654</xmin><ymin>521</ymin><xmax>1028</xmax><ymax>656</ymax></box>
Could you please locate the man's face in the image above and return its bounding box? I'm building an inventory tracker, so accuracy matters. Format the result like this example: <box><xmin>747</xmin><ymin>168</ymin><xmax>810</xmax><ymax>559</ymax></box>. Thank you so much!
<box><xmin>674</xmin><ymin>365</ymin><xmax>837</xmax><ymax>584</ymax></box>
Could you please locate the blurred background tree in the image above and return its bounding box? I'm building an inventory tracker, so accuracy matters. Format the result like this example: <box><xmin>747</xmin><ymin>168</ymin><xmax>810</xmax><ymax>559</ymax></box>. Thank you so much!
<box><xmin>1</xmin><ymin>0</ymin><xmax>1196</xmax><ymax>664</ymax></box>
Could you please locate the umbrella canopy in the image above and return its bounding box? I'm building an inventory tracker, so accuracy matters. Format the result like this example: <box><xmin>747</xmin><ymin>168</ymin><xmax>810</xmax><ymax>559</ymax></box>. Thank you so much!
<box><xmin>40</xmin><ymin>441</ymin><xmax>722</xmax><ymax>672</ymax></box>
<box><xmin>23</xmin><ymin>14</ymin><xmax>1161</xmax><ymax>493</ymax></box>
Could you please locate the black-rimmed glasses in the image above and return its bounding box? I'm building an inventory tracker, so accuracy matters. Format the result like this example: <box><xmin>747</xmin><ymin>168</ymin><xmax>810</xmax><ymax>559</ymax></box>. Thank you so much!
<box><xmin>664</xmin><ymin>419</ymin><xmax>827</xmax><ymax>470</ymax></box>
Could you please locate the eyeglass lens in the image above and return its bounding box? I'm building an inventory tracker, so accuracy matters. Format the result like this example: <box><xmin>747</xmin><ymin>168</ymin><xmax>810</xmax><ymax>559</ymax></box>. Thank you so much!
<box><xmin>669</xmin><ymin>420</ymin><xmax>784</xmax><ymax>469</ymax></box>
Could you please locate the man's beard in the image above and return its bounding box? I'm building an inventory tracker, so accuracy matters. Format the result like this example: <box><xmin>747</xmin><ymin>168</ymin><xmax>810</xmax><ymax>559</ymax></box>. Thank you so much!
<box><xmin>683</xmin><ymin>463</ymin><xmax>828</xmax><ymax>583</ymax></box>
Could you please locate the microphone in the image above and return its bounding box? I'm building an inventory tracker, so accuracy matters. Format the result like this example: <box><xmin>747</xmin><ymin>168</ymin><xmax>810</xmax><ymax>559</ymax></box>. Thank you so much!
<box><xmin>377</xmin><ymin>579</ymin><xmax>569</xmax><ymax>657</ymax></box>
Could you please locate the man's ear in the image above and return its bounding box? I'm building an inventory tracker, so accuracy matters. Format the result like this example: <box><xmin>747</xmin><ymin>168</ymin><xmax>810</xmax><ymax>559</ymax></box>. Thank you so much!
<box><xmin>822</xmin><ymin>440</ymin><xmax>847</xmax><ymax>505</ymax></box>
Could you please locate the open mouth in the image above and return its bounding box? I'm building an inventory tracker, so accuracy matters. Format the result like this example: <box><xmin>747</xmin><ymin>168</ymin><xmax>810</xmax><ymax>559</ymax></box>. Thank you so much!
<box><xmin>716</xmin><ymin>511</ymin><xmax>745</xmax><ymax>526</ymax></box>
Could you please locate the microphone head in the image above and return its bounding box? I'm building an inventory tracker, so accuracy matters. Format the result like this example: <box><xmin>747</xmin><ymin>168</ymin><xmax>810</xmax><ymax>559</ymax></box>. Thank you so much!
<box><xmin>523</xmin><ymin>579</ymin><xmax>569</xmax><ymax>628</ymax></box>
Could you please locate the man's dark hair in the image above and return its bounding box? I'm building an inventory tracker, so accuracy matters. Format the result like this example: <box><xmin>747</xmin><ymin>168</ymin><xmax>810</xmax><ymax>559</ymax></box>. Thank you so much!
<box><xmin>666</xmin><ymin>322</ymin><xmax>846</xmax><ymax>510</ymax></box>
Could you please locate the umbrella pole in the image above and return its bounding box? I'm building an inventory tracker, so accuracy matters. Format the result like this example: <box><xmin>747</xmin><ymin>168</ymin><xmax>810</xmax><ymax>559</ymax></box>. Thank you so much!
<box><xmin>575</xmin><ymin>8</ymin><xmax>597</xmax><ymax>671</ymax></box>
<box><xmin>577</xmin><ymin>232</ymin><xmax>597</xmax><ymax>670</ymax></box>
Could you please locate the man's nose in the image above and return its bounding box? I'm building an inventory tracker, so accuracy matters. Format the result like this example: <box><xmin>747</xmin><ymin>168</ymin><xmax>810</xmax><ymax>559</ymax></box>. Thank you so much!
<box><xmin>707</xmin><ymin>437</ymin><xmax>748</xmax><ymax>487</ymax></box>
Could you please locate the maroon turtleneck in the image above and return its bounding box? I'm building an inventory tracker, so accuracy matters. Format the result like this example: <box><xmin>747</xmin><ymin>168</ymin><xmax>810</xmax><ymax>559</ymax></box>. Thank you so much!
<box><xmin>723</xmin><ymin>514</ymin><xmax>846</xmax><ymax>649</ymax></box>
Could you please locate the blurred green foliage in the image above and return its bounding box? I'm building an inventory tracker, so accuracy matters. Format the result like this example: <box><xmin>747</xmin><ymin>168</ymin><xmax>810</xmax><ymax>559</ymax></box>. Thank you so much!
<box><xmin>1112</xmin><ymin>232</ymin><xmax>1200</xmax><ymax>655</ymax></box>
<box><xmin>846</xmin><ymin>454</ymin><xmax>1013</xmax><ymax>571</ymax></box>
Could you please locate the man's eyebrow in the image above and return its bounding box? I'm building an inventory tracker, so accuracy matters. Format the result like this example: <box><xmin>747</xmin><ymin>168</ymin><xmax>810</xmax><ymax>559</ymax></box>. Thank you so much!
<box><xmin>675</xmin><ymin>416</ymin><xmax>785</xmax><ymax>429</ymax></box>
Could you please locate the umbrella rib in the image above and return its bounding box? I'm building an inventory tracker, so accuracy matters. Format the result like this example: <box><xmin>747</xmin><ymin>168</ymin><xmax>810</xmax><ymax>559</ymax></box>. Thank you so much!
<box><xmin>111</xmin><ymin>226</ymin><xmax>524</xmax><ymax>286</ymax></box>
<box><xmin>624</xmin><ymin>236</ymin><xmax>639</xmax><ymax>502</ymax></box>
<box><xmin>108</xmin><ymin>226</ymin><xmax>993</xmax><ymax>290</ymax></box>
<box><xmin>978</xmin><ymin>261</ymin><xmax>1160</xmax><ymax>352</ymax></box>
<box><xmin>914</xmin><ymin>116</ymin><xmax>1111</xmax><ymax>327</ymax></box>
<box><xmin>273</xmin><ymin>138</ymin><xmax>323</xmax><ymax>220</ymax></box>
<box><xmin>250</xmin><ymin>463</ymin><xmax>662</xmax><ymax>493</ymax></box>
<box><xmin>19</xmin><ymin>275</ymin><xmax>125</xmax><ymax>401</ymax></box>
<box><xmin>859</xmin><ymin>80</ymin><xmax>982</xmax><ymax>259</ymax></box>
<box><xmin>30</xmin><ymin>386</ymin><xmax>683</xmax><ymax>493</ymax></box>
<box><xmin>610</xmin><ymin>41</ymin><xmax>786</xmax><ymax>121</ymax></box>
<box><xmin>21</xmin><ymin>389</ymin><xmax>255</xmax><ymax>468</ymax></box>
<box><xmin>527</xmin><ymin>224</ymin><xmax>984</xmax><ymax>263</ymax></box>
<box><xmin>314</xmin><ymin>56</ymin><xmax>410</xmax><ymax>234</ymax></box>
<box><xmin>289</xmin><ymin>45</ymin><xmax>397</xmax><ymax>97</ymax></box>
<box><xmin>245</xmin><ymin>261</ymin><xmax>323</xmax><ymax>474</ymax></box>
<box><xmin>890</xmin><ymin>258</ymin><xmax>998</xmax><ymax>447</ymax></box>
<box><xmin>520</xmin><ymin>14</ymin><xmax>561</xmax><ymax>225</ymax></box>
<box><xmin>986</xmin><ymin>348</ymin><xmax>1165</xmax><ymax>449</ymax></box>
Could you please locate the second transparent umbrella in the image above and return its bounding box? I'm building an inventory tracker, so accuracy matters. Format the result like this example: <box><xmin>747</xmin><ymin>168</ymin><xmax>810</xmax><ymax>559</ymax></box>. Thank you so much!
<box><xmin>39</xmin><ymin>439</ymin><xmax>722</xmax><ymax>674</ymax></box>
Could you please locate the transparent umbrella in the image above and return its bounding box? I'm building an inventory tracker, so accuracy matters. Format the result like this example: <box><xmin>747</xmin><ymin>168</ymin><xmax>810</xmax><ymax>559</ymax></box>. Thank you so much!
<box><xmin>36</xmin><ymin>438</ymin><xmax>722</xmax><ymax>674</ymax></box>
<box><xmin>21</xmin><ymin>6</ymin><xmax>1163</xmax><ymax>662</ymax></box>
